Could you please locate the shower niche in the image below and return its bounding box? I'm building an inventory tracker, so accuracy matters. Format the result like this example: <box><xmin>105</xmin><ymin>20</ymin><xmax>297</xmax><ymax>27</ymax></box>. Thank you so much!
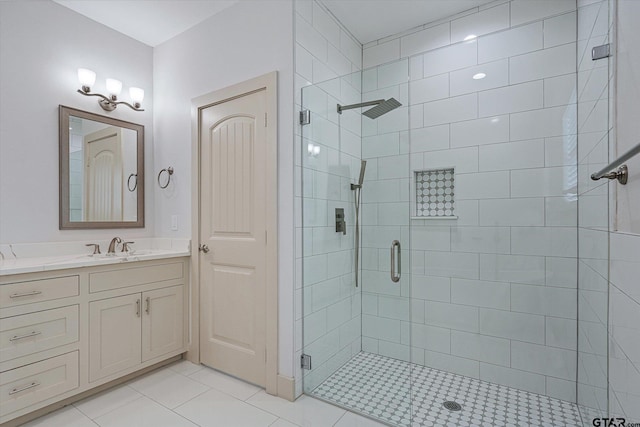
<box><xmin>413</xmin><ymin>168</ymin><xmax>456</xmax><ymax>219</ymax></box>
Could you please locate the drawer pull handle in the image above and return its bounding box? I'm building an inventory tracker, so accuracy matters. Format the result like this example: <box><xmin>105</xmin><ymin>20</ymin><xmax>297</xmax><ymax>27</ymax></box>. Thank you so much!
<box><xmin>9</xmin><ymin>381</ymin><xmax>40</xmax><ymax>395</ymax></box>
<box><xmin>136</xmin><ymin>299</ymin><xmax>141</xmax><ymax>317</ymax></box>
<box><xmin>9</xmin><ymin>290</ymin><xmax>42</xmax><ymax>299</ymax></box>
<box><xmin>145</xmin><ymin>297</ymin><xmax>150</xmax><ymax>314</ymax></box>
<box><xmin>9</xmin><ymin>331</ymin><xmax>41</xmax><ymax>342</ymax></box>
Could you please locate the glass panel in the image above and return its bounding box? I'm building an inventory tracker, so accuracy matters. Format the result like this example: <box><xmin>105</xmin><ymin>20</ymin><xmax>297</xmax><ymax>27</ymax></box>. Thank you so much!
<box><xmin>301</xmin><ymin>61</ymin><xmax>413</xmax><ymax>426</ymax></box>
<box><xmin>300</xmin><ymin>3</ymin><xmax>613</xmax><ymax>426</ymax></box>
<box><xmin>577</xmin><ymin>0</ymin><xmax>611</xmax><ymax>422</ymax></box>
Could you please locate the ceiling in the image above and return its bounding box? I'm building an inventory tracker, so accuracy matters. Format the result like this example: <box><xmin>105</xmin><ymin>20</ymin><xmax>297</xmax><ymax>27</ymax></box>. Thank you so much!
<box><xmin>53</xmin><ymin>0</ymin><xmax>238</xmax><ymax>47</ymax></box>
<box><xmin>54</xmin><ymin>0</ymin><xmax>497</xmax><ymax>47</ymax></box>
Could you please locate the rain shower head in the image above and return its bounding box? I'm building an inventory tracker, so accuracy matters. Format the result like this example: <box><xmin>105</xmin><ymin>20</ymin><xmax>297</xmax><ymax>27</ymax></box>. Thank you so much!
<box><xmin>337</xmin><ymin>98</ymin><xmax>402</xmax><ymax>119</ymax></box>
<box><xmin>362</xmin><ymin>98</ymin><xmax>402</xmax><ymax>119</ymax></box>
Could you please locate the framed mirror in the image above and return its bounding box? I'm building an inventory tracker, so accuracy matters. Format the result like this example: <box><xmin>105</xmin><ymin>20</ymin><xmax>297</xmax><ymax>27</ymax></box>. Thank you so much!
<box><xmin>59</xmin><ymin>105</ymin><xmax>144</xmax><ymax>229</ymax></box>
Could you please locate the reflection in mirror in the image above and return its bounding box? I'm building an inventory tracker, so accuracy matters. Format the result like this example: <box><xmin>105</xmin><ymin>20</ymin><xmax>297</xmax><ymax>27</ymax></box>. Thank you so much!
<box><xmin>60</xmin><ymin>106</ymin><xmax>144</xmax><ymax>229</ymax></box>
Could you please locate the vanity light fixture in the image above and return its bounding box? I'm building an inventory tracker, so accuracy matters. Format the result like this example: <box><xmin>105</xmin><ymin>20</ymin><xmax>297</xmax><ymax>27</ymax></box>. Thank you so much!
<box><xmin>76</xmin><ymin>68</ymin><xmax>145</xmax><ymax>112</ymax></box>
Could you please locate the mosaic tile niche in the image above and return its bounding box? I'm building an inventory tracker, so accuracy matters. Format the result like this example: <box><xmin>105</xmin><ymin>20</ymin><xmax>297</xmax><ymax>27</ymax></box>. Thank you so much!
<box><xmin>415</xmin><ymin>168</ymin><xmax>455</xmax><ymax>218</ymax></box>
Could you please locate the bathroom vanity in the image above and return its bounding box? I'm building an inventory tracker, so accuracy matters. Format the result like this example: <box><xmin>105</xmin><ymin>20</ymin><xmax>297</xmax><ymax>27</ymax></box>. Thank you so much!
<box><xmin>0</xmin><ymin>247</ymin><xmax>190</xmax><ymax>425</ymax></box>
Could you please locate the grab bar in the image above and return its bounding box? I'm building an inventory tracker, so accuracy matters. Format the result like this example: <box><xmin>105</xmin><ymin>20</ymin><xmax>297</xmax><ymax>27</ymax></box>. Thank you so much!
<box><xmin>591</xmin><ymin>142</ymin><xmax>640</xmax><ymax>185</ymax></box>
<box><xmin>390</xmin><ymin>240</ymin><xmax>401</xmax><ymax>283</ymax></box>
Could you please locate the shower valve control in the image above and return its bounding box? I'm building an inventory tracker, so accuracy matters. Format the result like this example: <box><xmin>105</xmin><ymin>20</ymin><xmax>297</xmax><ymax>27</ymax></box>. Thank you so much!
<box><xmin>335</xmin><ymin>208</ymin><xmax>346</xmax><ymax>235</ymax></box>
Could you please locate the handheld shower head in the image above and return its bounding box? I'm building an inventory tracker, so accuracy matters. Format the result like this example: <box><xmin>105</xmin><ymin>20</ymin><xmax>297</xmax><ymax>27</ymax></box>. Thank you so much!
<box><xmin>358</xmin><ymin>160</ymin><xmax>367</xmax><ymax>187</ymax></box>
<box><xmin>351</xmin><ymin>160</ymin><xmax>367</xmax><ymax>190</ymax></box>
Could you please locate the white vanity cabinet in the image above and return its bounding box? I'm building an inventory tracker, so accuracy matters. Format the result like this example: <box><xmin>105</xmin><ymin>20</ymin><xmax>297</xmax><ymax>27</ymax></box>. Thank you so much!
<box><xmin>0</xmin><ymin>257</ymin><xmax>189</xmax><ymax>426</ymax></box>
<box><xmin>89</xmin><ymin>285</ymin><xmax>184</xmax><ymax>382</ymax></box>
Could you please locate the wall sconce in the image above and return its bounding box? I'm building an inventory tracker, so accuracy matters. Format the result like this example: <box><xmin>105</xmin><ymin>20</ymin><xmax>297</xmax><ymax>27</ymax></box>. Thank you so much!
<box><xmin>76</xmin><ymin>68</ymin><xmax>144</xmax><ymax>112</ymax></box>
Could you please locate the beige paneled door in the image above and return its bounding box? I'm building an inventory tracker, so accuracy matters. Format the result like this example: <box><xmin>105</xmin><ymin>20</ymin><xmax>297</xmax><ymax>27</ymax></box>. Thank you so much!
<box><xmin>84</xmin><ymin>126</ymin><xmax>123</xmax><ymax>221</ymax></box>
<box><xmin>199</xmin><ymin>88</ymin><xmax>268</xmax><ymax>387</ymax></box>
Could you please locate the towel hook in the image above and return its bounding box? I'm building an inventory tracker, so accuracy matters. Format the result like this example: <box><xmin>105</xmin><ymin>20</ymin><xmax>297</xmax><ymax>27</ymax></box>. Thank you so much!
<box><xmin>158</xmin><ymin>166</ymin><xmax>174</xmax><ymax>189</ymax></box>
<box><xmin>127</xmin><ymin>173</ymin><xmax>137</xmax><ymax>192</ymax></box>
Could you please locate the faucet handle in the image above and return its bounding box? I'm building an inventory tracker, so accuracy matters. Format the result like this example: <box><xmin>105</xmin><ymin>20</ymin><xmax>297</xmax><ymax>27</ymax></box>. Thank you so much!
<box><xmin>121</xmin><ymin>241</ymin><xmax>135</xmax><ymax>252</ymax></box>
<box><xmin>85</xmin><ymin>243</ymin><xmax>101</xmax><ymax>255</ymax></box>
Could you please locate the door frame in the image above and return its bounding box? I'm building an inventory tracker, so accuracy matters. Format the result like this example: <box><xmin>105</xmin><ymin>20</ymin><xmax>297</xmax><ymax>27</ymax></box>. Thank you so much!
<box><xmin>188</xmin><ymin>72</ymin><xmax>278</xmax><ymax>396</ymax></box>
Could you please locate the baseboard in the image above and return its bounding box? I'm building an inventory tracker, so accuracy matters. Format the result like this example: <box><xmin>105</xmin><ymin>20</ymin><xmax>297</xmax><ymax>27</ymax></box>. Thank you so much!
<box><xmin>277</xmin><ymin>374</ymin><xmax>296</xmax><ymax>401</ymax></box>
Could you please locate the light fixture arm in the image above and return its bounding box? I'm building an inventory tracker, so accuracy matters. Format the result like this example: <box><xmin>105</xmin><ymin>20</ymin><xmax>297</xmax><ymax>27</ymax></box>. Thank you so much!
<box><xmin>76</xmin><ymin>88</ymin><xmax>144</xmax><ymax>112</ymax></box>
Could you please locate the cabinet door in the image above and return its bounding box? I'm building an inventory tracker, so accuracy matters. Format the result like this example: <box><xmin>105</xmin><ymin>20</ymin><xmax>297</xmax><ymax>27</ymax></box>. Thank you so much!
<box><xmin>142</xmin><ymin>285</ymin><xmax>184</xmax><ymax>362</ymax></box>
<box><xmin>89</xmin><ymin>294</ymin><xmax>141</xmax><ymax>382</ymax></box>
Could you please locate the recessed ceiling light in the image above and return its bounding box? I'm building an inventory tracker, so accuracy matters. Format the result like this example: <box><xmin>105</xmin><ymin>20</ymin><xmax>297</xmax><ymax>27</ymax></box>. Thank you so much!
<box><xmin>473</xmin><ymin>73</ymin><xmax>486</xmax><ymax>80</ymax></box>
<box><xmin>464</xmin><ymin>34</ymin><xmax>477</xmax><ymax>41</ymax></box>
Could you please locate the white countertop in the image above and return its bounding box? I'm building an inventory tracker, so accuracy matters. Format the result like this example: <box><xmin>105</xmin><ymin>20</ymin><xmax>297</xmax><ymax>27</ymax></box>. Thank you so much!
<box><xmin>0</xmin><ymin>238</ymin><xmax>191</xmax><ymax>276</ymax></box>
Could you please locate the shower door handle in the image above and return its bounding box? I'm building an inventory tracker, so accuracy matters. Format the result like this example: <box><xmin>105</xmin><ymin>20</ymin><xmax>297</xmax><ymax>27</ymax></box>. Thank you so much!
<box><xmin>390</xmin><ymin>240</ymin><xmax>401</xmax><ymax>283</ymax></box>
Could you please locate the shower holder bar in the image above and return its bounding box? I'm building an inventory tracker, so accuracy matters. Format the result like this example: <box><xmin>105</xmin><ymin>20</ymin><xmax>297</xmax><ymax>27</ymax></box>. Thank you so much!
<box><xmin>591</xmin><ymin>142</ymin><xmax>640</xmax><ymax>185</ymax></box>
<box><xmin>390</xmin><ymin>240</ymin><xmax>401</xmax><ymax>283</ymax></box>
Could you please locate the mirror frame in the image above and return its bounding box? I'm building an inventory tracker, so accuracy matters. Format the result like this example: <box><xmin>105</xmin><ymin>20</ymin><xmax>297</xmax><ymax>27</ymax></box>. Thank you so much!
<box><xmin>59</xmin><ymin>105</ymin><xmax>145</xmax><ymax>229</ymax></box>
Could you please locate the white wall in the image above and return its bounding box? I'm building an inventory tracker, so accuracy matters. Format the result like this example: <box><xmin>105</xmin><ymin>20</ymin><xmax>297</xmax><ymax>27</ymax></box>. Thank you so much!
<box><xmin>152</xmin><ymin>0</ymin><xmax>295</xmax><ymax>378</ymax></box>
<box><xmin>0</xmin><ymin>0</ymin><xmax>154</xmax><ymax>244</ymax></box>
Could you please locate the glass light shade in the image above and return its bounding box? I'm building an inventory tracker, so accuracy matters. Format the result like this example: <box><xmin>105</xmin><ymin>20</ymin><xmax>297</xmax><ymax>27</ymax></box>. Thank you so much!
<box><xmin>105</xmin><ymin>78</ymin><xmax>122</xmax><ymax>96</ymax></box>
<box><xmin>129</xmin><ymin>87</ymin><xmax>144</xmax><ymax>103</ymax></box>
<box><xmin>77</xmin><ymin>68</ymin><xmax>96</xmax><ymax>87</ymax></box>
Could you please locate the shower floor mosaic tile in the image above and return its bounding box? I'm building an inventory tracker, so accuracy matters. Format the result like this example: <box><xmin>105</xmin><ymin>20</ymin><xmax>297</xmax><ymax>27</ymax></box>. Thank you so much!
<box><xmin>312</xmin><ymin>352</ymin><xmax>584</xmax><ymax>427</ymax></box>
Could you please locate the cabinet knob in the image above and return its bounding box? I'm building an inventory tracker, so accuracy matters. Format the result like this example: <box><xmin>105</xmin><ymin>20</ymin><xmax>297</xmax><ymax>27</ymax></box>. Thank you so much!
<box><xmin>198</xmin><ymin>244</ymin><xmax>210</xmax><ymax>253</ymax></box>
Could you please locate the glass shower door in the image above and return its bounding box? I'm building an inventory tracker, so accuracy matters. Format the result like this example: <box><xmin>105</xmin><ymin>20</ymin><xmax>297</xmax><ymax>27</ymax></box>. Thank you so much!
<box><xmin>300</xmin><ymin>60</ymin><xmax>413</xmax><ymax>427</ymax></box>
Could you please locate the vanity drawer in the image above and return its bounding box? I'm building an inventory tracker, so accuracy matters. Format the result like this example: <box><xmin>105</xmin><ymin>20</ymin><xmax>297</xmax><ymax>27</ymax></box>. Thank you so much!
<box><xmin>0</xmin><ymin>306</ymin><xmax>79</xmax><ymax>363</ymax></box>
<box><xmin>0</xmin><ymin>276</ymin><xmax>79</xmax><ymax>308</ymax></box>
<box><xmin>0</xmin><ymin>351</ymin><xmax>79</xmax><ymax>417</ymax></box>
<box><xmin>89</xmin><ymin>262</ymin><xmax>184</xmax><ymax>293</ymax></box>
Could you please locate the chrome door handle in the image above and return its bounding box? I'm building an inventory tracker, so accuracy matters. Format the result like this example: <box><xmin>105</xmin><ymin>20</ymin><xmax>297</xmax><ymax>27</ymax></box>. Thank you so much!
<box><xmin>390</xmin><ymin>240</ymin><xmax>401</xmax><ymax>283</ymax></box>
<box><xmin>198</xmin><ymin>244</ymin><xmax>210</xmax><ymax>253</ymax></box>
<box><xmin>136</xmin><ymin>299</ymin><xmax>141</xmax><ymax>317</ymax></box>
<box><xmin>10</xmin><ymin>331</ymin><xmax>41</xmax><ymax>342</ymax></box>
<box><xmin>145</xmin><ymin>297</ymin><xmax>150</xmax><ymax>314</ymax></box>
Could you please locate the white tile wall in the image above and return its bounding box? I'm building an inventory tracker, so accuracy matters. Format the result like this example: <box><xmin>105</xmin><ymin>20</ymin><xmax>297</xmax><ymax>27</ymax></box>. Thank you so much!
<box><xmin>400</xmin><ymin>23</ymin><xmax>450</xmax><ymax>58</ymax></box>
<box><xmin>509</xmin><ymin>43</ymin><xmax>576</xmax><ymax>84</ymax></box>
<box><xmin>478</xmin><ymin>22</ymin><xmax>543</xmax><ymax>63</ymax></box>
<box><xmin>511</xmin><ymin>0</ymin><xmax>576</xmax><ymax>26</ymax></box>
<box><xmin>422</xmin><ymin>41</ymin><xmax>478</xmax><ymax>78</ymax></box>
<box><xmin>450</xmin><ymin>3</ymin><xmax>510</xmax><ymax>44</ymax></box>
<box><xmin>360</xmin><ymin>0</ymin><xmax>583</xmax><ymax>403</ymax></box>
<box><xmin>479</xmin><ymin>81</ymin><xmax>543</xmax><ymax>117</ymax></box>
<box><xmin>450</xmin><ymin>116</ymin><xmax>510</xmax><ymax>147</ymax></box>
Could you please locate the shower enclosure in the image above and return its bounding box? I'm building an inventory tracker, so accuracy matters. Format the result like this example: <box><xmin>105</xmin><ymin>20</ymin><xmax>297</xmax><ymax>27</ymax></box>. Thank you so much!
<box><xmin>300</xmin><ymin>1</ymin><xmax>612</xmax><ymax>425</ymax></box>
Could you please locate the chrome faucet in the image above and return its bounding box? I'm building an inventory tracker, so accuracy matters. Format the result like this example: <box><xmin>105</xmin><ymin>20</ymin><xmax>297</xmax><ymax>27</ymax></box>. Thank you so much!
<box><xmin>107</xmin><ymin>237</ymin><xmax>122</xmax><ymax>255</ymax></box>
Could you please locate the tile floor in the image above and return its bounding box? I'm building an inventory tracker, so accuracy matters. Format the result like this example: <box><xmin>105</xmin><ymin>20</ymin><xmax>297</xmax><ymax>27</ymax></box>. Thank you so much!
<box><xmin>23</xmin><ymin>353</ymin><xmax>592</xmax><ymax>427</ymax></box>
<box><xmin>312</xmin><ymin>352</ymin><xmax>585</xmax><ymax>427</ymax></box>
<box><xmin>22</xmin><ymin>359</ymin><xmax>386</xmax><ymax>427</ymax></box>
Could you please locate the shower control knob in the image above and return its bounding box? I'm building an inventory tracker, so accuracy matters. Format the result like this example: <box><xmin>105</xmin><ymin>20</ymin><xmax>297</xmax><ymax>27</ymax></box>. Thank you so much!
<box><xmin>198</xmin><ymin>244</ymin><xmax>210</xmax><ymax>253</ymax></box>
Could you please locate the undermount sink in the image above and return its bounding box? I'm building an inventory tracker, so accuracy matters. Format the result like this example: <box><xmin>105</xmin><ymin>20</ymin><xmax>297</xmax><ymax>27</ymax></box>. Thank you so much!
<box><xmin>118</xmin><ymin>250</ymin><xmax>153</xmax><ymax>257</ymax></box>
<box><xmin>86</xmin><ymin>250</ymin><xmax>154</xmax><ymax>259</ymax></box>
